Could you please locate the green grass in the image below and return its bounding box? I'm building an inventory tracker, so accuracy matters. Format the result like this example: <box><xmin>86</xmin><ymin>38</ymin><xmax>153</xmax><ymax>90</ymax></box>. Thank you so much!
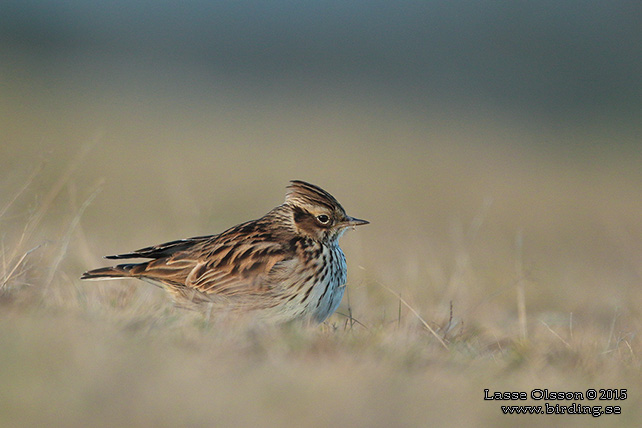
<box><xmin>2</xmin><ymin>79</ymin><xmax>641</xmax><ymax>427</ymax></box>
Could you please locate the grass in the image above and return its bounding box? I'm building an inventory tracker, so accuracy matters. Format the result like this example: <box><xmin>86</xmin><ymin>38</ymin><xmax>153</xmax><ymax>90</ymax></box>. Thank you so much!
<box><xmin>2</xmin><ymin>82</ymin><xmax>641</xmax><ymax>427</ymax></box>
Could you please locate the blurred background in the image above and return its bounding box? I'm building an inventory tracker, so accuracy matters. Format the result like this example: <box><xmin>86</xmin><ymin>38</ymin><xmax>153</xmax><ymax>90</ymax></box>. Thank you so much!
<box><xmin>1</xmin><ymin>1</ymin><xmax>641</xmax><ymax>426</ymax></box>
<box><xmin>2</xmin><ymin>0</ymin><xmax>640</xmax><ymax>314</ymax></box>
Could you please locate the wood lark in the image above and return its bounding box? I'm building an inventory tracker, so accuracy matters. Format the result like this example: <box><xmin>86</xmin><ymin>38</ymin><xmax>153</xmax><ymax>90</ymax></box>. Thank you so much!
<box><xmin>81</xmin><ymin>180</ymin><xmax>368</xmax><ymax>323</ymax></box>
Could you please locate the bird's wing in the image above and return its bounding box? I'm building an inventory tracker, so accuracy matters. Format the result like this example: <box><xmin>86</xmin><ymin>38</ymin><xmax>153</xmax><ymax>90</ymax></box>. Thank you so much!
<box><xmin>105</xmin><ymin>235</ymin><xmax>216</xmax><ymax>260</ymax></box>
<box><xmin>127</xmin><ymin>226</ymin><xmax>295</xmax><ymax>297</ymax></box>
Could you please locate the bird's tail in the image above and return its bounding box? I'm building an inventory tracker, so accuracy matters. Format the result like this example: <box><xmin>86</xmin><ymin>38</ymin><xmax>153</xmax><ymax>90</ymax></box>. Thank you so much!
<box><xmin>80</xmin><ymin>264</ymin><xmax>137</xmax><ymax>280</ymax></box>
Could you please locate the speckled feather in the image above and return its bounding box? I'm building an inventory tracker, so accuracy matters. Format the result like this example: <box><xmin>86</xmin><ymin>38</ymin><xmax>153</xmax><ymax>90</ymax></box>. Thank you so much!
<box><xmin>81</xmin><ymin>180</ymin><xmax>368</xmax><ymax>323</ymax></box>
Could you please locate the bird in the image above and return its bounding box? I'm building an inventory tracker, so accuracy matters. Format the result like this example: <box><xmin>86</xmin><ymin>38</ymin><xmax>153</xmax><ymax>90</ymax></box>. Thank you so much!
<box><xmin>81</xmin><ymin>180</ymin><xmax>368</xmax><ymax>324</ymax></box>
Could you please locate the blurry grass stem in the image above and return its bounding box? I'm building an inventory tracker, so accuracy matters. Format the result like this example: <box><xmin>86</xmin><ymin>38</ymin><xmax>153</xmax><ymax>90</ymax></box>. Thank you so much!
<box><xmin>515</xmin><ymin>230</ymin><xmax>527</xmax><ymax>341</ymax></box>
<box><xmin>375</xmin><ymin>279</ymin><xmax>449</xmax><ymax>350</ymax></box>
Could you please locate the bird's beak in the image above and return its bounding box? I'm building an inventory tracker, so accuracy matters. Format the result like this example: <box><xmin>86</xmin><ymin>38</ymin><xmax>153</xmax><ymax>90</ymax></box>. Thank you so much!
<box><xmin>345</xmin><ymin>216</ymin><xmax>369</xmax><ymax>228</ymax></box>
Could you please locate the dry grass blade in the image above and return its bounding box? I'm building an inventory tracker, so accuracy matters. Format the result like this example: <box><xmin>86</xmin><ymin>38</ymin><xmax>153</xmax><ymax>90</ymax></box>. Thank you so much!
<box><xmin>1</xmin><ymin>244</ymin><xmax>43</xmax><ymax>288</ymax></box>
<box><xmin>604</xmin><ymin>307</ymin><xmax>619</xmax><ymax>353</ymax></box>
<box><xmin>44</xmin><ymin>180</ymin><xmax>104</xmax><ymax>289</ymax></box>
<box><xmin>539</xmin><ymin>320</ymin><xmax>571</xmax><ymax>349</ymax></box>
<box><xmin>621</xmin><ymin>340</ymin><xmax>636</xmax><ymax>363</ymax></box>
<box><xmin>23</xmin><ymin>144</ymin><xmax>94</xmax><ymax>241</ymax></box>
<box><xmin>0</xmin><ymin>161</ymin><xmax>45</xmax><ymax>219</ymax></box>
<box><xmin>336</xmin><ymin>311</ymin><xmax>368</xmax><ymax>330</ymax></box>
<box><xmin>5</xmin><ymin>143</ymin><xmax>96</xmax><ymax>270</ymax></box>
<box><xmin>515</xmin><ymin>230</ymin><xmax>528</xmax><ymax>341</ymax></box>
<box><xmin>375</xmin><ymin>280</ymin><xmax>449</xmax><ymax>350</ymax></box>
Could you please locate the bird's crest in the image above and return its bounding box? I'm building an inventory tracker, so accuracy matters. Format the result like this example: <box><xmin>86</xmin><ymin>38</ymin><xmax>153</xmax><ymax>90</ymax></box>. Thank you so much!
<box><xmin>285</xmin><ymin>180</ymin><xmax>345</xmax><ymax>214</ymax></box>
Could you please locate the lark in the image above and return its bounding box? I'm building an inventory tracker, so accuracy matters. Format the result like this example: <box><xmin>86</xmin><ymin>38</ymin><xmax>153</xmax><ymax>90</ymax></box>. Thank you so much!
<box><xmin>81</xmin><ymin>180</ymin><xmax>368</xmax><ymax>323</ymax></box>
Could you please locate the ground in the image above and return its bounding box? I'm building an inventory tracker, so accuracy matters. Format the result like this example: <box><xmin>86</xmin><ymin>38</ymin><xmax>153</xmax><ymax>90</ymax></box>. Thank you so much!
<box><xmin>2</xmin><ymin>76</ymin><xmax>641</xmax><ymax>427</ymax></box>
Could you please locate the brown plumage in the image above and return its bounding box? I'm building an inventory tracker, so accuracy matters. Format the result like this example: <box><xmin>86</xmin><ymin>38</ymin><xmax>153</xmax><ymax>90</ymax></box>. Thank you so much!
<box><xmin>81</xmin><ymin>180</ymin><xmax>368</xmax><ymax>323</ymax></box>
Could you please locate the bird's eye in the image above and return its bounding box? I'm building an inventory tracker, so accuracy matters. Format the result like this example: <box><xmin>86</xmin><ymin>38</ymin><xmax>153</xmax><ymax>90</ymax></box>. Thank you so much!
<box><xmin>316</xmin><ymin>214</ymin><xmax>331</xmax><ymax>225</ymax></box>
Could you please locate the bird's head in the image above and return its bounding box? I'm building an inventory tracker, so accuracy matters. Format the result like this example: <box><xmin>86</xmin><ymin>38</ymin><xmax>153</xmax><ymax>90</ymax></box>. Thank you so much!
<box><xmin>285</xmin><ymin>180</ymin><xmax>368</xmax><ymax>243</ymax></box>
